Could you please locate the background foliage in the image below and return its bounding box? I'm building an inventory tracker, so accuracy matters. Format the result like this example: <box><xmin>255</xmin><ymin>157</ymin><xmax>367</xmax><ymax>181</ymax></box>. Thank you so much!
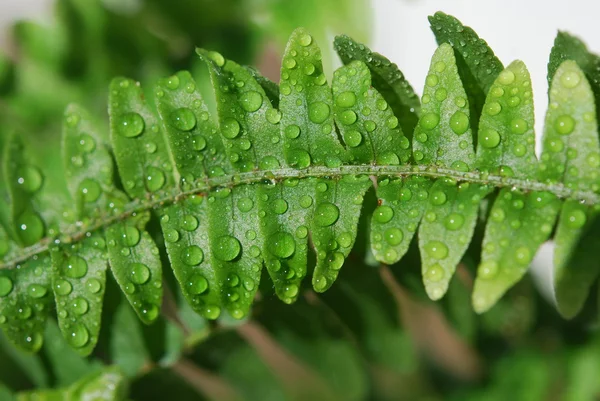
<box><xmin>1</xmin><ymin>1</ymin><xmax>600</xmax><ymax>401</ymax></box>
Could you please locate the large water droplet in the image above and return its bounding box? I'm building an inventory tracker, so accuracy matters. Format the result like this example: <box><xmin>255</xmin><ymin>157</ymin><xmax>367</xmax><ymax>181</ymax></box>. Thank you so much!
<box><xmin>188</xmin><ymin>274</ymin><xmax>208</xmax><ymax>295</ymax></box>
<box><xmin>222</xmin><ymin>118</ymin><xmax>241</xmax><ymax>139</ymax></box>
<box><xmin>17</xmin><ymin>212</ymin><xmax>44</xmax><ymax>246</ymax></box>
<box><xmin>0</xmin><ymin>277</ymin><xmax>13</xmax><ymax>297</ymax></box>
<box><xmin>308</xmin><ymin>102</ymin><xmax>330</xmax><ymax>123</ymax></box>
<box><xmin>374</xmin><ymin>205</ymin><xmax>394</xmax><ymax>223</ymax></box>
<box><xmin>146</xmin><ymin>167</ymin><xmax>166</xmax><ymax>192</ymax></box>
<box><xmin>71</xmin><ymin>297</ymin><xmax>89</xmax><ymax>315</ymax></box>
<box><xmin>240</xmin><ymin>91</ymin><xmax>263</xmax><ymax>112</ymax></box>
<box><xmin>214</xmin><ymin>236</ymin><xmax>241</xmax><ymax>261</ymax></box>
<box><xmin>479</xmin><ymin>128</ymin><xmax>500</xmax><ymax>148</ymax></box>
<box><xmin>424</xmin><ymin>241</ymin><xmax>449</xmax><ymax>260</ymax></box>
<box><xmin>181</xmin><ymin>245</ymin><xmax>204</xmax><ymax>266</ymax></box>
<box><xmin>555</xmin><ymin>115</ymin><xmax>575</xmax><ymax>135</ymax></box>
<box><xmin>64</xmin><ymin>255</ymin><xmax>88</xmax><ymax>278</ymax></box>
<box><xmin>121</xmin><ymin>225</ymin><xmax>140</xmax><ymax>247</ymax></box>
<box><xmin>117</xmin><ymin>112</ymin><xmax>145</xmax><ymax>137</ymax></box>
<box><xmin>129</xmin><ymin>263</ymin><xmax>151</xmax><ymax>284</ymax></box>
<box><xmin>16</xmin><ymin>165</ymin><xmax>43</xmax><ymax>193</ymax></box>
<box><xmin>79</xmin><ymin>178</ymin><xmax>101</xmax><ymax>203</ymax></box>
<box><xmin>336</xmin><ymin>91</ymin><xmax>356</xmax><ymax>108</ymax></box>
<box><xmin>68</xmin><ymin>324</ymin><xmax>90</xmax><ymax>348</ymax></box>
<box><xmin>182</xmin><ymin>215</ymin><xmax>199</xmax><ymax>231</ymax></box>
<box><xmin>268</xmin><ymin>232</ymin><xmax>296</xmax><ymax>259</ymax></box>
<box><xmin>314</xmin><ymin>202</ymin><xmax>339</xmax><ymax>227</ymax></box>
<box><xmin>449</xmin><ymin>111</ymin><xmax>469</xmax><ymax>135</ymax></box>
<box><xmin>171</xmin><ymin>108</ymin><xmax>197</xmax><ymax>131</ymax></box>
<box><xmin>420</xmin><ymin>113</ymin><xmax>439</xmax><ymax>130</ymax></box>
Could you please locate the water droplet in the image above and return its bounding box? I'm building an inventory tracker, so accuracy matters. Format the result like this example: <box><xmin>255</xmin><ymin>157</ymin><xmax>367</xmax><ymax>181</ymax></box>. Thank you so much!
<box><xmin>434</xmin><ymin>88</ymin><xmax>447</xmax><ymax>101</ymax></box>
<box><xmin>444</xmin><ymin>213</ymin><xmax>464</xmax><ymax>230</ymax></box>
<box><xmin>0</xmin><ymin>277</ymin><xmax>13</xmax><ymax>297</ymax></box>
<box><xmin>259</xmin><ymin>155</ymin><xmax>280</xmax><ymax>170</ymax></box>
<box><xmin>383</xmin><ymin>227</ymin><xmax>403</xmax><ymax>245</ymax></box>
<box><xmin>430</xmin><ymin>190</ymin><xmax>447</xmax><ymax>205</ymax></box>
<box><xmin>566</xmin><ymin>209</ymin><xmax>586</xmax><ymax>228</ymax></box>
<box><xmin>79</xmin><ymin>179</ymin><xmax>101</xmax><ymax>203</ymax></box>
<box><xmin>425</xmin><ymin>74</ymin><xmax>439</xmax><ymax>87</ymax></box>
<box><xmin>514</xmin><ymin>247</ymin><xmax>531</xmax><ymax>265</ymax></box>
<box><xmin>86</xmin><ymin>279</ymin><xmax>101</xmax><ymax>294</ymax></box>
<box><xmin>54</xmin><ymin>279</ymin><xmax>73</xmax><ymax>295</ymax></box>
<box><xmin>146</xmin><ymin>167</ymin><xmax>166</xmax><ymax>192</ymax></box>
<box><xmin>485</xmin><ymin>102</ymin><xmax>502</xmax><ymax>116</ymax></box>
<box><xmin>561</xmin><ymin>70</ymin><xmax>581</xmax><ymax>88</ymax></box>
<box><xmin>16</xmin><ymin>165</ymin><xmax>43</xmax><ymax>193</ymax></box>
<box><xmin>299</xmin><ymin>32</ymin><xmax>313</xmax><ymax>46</ymax></box>
<box><xmin>272</xmin><ymin>199</ymin><xmax>288</xmax><ymax>214</ymax></box>
<box><xmin>117</xmin><ymin>112</ymin><xmax>145</xmax><ymax>137</ymax></box>
<box><xmin>68</xmin><ymin>324</ymin><xmax>90</xmax><ymax>348</ymax></box>
<box><xmin>181</xmin><ymin>245</ymin><xmax>204</xmax><ymax>266</ymax></box>
<box><xmin>449</xmin><ymin>111</ymin><xmax>469</xmax><ymax>135</ymax></box>
<box><xmin>374</xmin><ymin>205</ymin><xmax>394</xmax><ymax>223</ymax></box>
<box><xmin>182</xmin><ymin>215</ymin><xmax>199</xmax><ymax>231</ymax></box>
<box><xmin>170</xmin><ymin>108</ymin><xmax>196</xmax><ymax>131</ymax></box>
<box><xmin>240</xmin><ymin>91</ymin><xmax>263</xmax><ymax>112</ymax></box>
<box><xmin>120</xmin><ymin>225</ymin><xmax>139</xmax><ymax>247</ymax></box>
<box><xmin>71</xmin><ymin>297</ymin><xmax>89</xmax><ymax>315</ymax></box>
<box><xmin>510</xmin><ymin>118</ymin><xmax>528</xmax><ymax>134</ymax></box>
<box><xmin>283</xmin><ymin>57</ymin><xmax>297</xmax><ymax>69</ymax></box>
<box><xmin>425</xmin><ymin>264</ymin><xmax>444</xmax><ymax>282</ymax></box>
<box><xmin>222</xmin><ymin>118</ymin><xmax>241</xmax><ymax>139</ymax></box>
<box><xmin>289</xmin><ymin>149</ymin><xmax>311</xmax><ymax>168</ymax></box>
<box><xmin>344</xmin><ymin>130</ymin><xmax>362</xmax><ymax>147</ymax></box>
<box><xmin>268</xmin><ymin>232</ymin><xmax>296</xmax><ymax>258</ymax></box>
<box><xmin>141</xmin><ymin>304</ymin><xmax>159</xmax><ymax>321</ymax></box>
<box><xmin>164</xmin><ymin>228</ymin><xmax>180</xmax><ymax>243</ymax></box>
<box><xmin>214</xmin><ymin>236</ymin><xmax>241</xmax><ymax>261</ymax></box>
<box><xmin>266</xmin><ymin>109</ymin><xmax>281</xmax><ymax>124</ymax></box>
<box><xmin>308</xmin><ymin>102</ymin><xmax>330</xmax><ymax>123</ymax></box>
<box><xmin>480</xmin><ymin>128</ymin><xmax>500</xmax><ymax>148</ymax></box>
<box><xmin>555</xmin><ymin>115</ymin><xmax>575</xmax><ymax>135</ymax></box>
<box><xmin>129</xmin><ymin>263</ymin><xmax>150</xmax><ymax>284</ymax></box>
<box><xmin>498</xmin><ymin>69</ymin><xmax>515</xmax><ymax>85</ymax></box>
<box><xmin>339</xmin><ymin>110</ymin><xmax>357</xmax><ymax>125</ymax></box>
<box><xmin>299</xmin><ymin>195</ymin><xmax>313</xmax><ymax>208</ymax></box>
<box><xmin>188</xmin><ymin>274</ymin><xmax>208</xmax><ymax>295</ymax></box>
<box><xmin>237</xmin><ymin>197</ymin><xmax>254</xmax><ymax>212</ymax></box>
<box><xmin>28</xmin><ymin>284</ymin><xmax>47</xmax><ymax>299</ymax></box>
<box><xmin>336</xmin><ymin>91</ymin><xmax>356</xmax><ymax>108</ymax></box>
<box><xmin>420</xmin><ymin>113</ymin><xmax>439</xmax><ymax>130</ymax></box>
<box><xmin>425</xmin><ymin>241</ymin><xmax>449</xmax><ymax>260</ymax></box>
<box><xmin>314</xmin><ymin>203</ymin><xmax>339</xmax><ymax>227</ymax></box>
<box><xmin>295</xmin><ymin>226</ymin><xmax>308</xmax><ymax>238</ymax></box>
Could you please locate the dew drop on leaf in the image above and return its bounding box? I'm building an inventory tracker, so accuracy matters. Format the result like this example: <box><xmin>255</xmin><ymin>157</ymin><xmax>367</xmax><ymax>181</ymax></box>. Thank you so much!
<box><xmin>71</xmin><ymin>297</ymin><xmax>89</xmax><ymax>315</ymax></box>
<box><xmin>336</xmin><ymin>91</ymin><xmax>356</xmax><ymax>108</ymax></box>
<box><xmin>181</xmin><ymin>246</ymin><xmax>204</xmax><ymax>266</ymax></box>
<box><xmin>425</xmin><ymin>241</ymin><xmax>449</xmax><ymax>260</ymax></box>
<box><xmin>164</xmin><ymin>228</ymin><xmax>180</xmax><ymax>243</ymax></box>
<box><xmin>222</xmin><ymin>118</ymin><xmax>241</xmax><ymax>139</ymax></box>
<box><xmin>384</xmin><ymin>227</ymin><xmax>403</xmax><ymax>245</ymax></box>
<box><xmin>425</xmin><ymin>264</ymin><xmax>445</xmax><ymax>282</ymax></box>
<box><xmin>314</xmin><ymin>202</ymin><xmax>340</xmax><ymax>227</ymax></box>
<box><xmin>129</xmin><ymin>263</ymin><xmax>151</xmax><ymax>285</ymax></box>
<box><xmin>27</xmin><ymin>284</ymin><xmax>47</xmax><ymax>299</ymax></box>
<box><xmin>214</xmin><ymin>236</ymin><xmax>242</xmax><ymax>261</ymax></box>
<box><xmin>117</xmin><ymin>112</ymin><xmax>145</xmax><ymax>137</ymax></box>
<box><xmin>54</xmin><ymin>279</ymin><xmax>73</xmax><ymax>296</ymax></box>
<box><xmin>170</xmin><ymin>107</ymin><xmax>197</xmax><ymax>131</ymax></box>
<box><xmin>79</xmin><ymin>178</ymin><xmax>102</xmax><ymax>203</ymax></box>
<box><xmin>188</xmin><ymin>274</ymin><xmax>208</xmax><ymax>295</ymax></box>
<box><xmin>239</xmin><ymin>91</ymin><xmax>263</xmax><ymax>112</ymax></box>
<box><xmin>420</xmin><ymin>113</ymin><xmax>440</xmax><ymax>130</ymax></box>
<box><xmin>145</xmin><ymin>167</ymin><xmax>166</xmax><ymax>192</ymax></box>
<box><xmin>449</xmin><ymin>111</ymin><xmax>469</xmax><ymax>135</ymax></box>
<box><xmin>0</xmin><ymin>277</ymin><xmax>13</xmax><ymax>297</ymax></box>
<box><xmin>16</xmin><ymin>165</ymin><xmax>43</xmax><ymax>193</ymax></box>
<box><xmin>17</xmin><ymin>212</ymin><xmax>44</xmax><ymax>246</ymax></box>
<box><xmin>63</xmin><ymin>255</ymin><xmax>88</xmax><ymax>278</ymax></box>
<box><xmin>268</xmin><ymin>232</ymin><xmax>296</xmax><ymax>259</ymax></box>
<box><xmin>555</xmin><ymin>115</ymin><xmax>575</xmax><ymax>135</ymax></box>
<box><xmin>68</xmin><ymin>324</ymin><xmax>90</xmax><ymax>348</ymax></box>
<box><xmin>86</xmin><ymin>279</ymin><xmax>101</xmax><ymax>294</ymax></box>
<box><xmin>374</xmin><ymin>205</ymin><xmax>394</xmax><ymax>223</ymax></box>
<box><xmin>479</xmin><ymin>128</ymin><xmax>501</xmax><ymax>148</ymax></box>
<box><xmin>181</xmin><ymin>215</ymin><xmax>199</xmax><ymax>231</ymax></box>
<box><xmin>308</xmin><ymin>101</ymin><xmax>330</xmax><ymax>123</ymax></box>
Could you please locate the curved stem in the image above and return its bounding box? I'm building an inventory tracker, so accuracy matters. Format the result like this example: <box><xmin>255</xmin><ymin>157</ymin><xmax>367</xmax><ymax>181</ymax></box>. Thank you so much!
<box><xmin>1</xmin><ymin>164</ymin><xmax>596</xmax><ymax>269</ymax></box>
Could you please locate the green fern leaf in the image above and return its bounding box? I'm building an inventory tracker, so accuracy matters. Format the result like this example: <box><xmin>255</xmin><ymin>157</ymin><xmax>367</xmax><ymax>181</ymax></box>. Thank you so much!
<box><xmin>4</xmin><ymin>13</ymin><xmax>600</xmax><ymax>355</ymax></box>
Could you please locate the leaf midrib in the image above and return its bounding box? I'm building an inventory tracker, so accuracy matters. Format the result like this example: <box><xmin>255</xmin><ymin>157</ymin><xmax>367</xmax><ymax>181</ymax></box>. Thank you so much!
<box><xmin>1</xmin><ymin>163</ymin><xmax>597</xmax><ymax>270</ymax></box>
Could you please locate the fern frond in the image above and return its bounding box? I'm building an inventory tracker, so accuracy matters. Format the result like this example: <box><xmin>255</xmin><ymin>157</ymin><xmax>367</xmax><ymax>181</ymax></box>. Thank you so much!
<box><xmin>2</xmin><ymin>12</ymin><xmax>600</xmax><ymax>355</ymax></box>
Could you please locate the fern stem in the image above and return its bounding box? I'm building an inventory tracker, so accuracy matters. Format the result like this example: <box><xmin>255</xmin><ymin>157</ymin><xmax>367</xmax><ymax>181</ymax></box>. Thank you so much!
<box><xmin>1</xmin><ymin>164</ymin><xmax>595</xmax><ymax>270</ymax></box>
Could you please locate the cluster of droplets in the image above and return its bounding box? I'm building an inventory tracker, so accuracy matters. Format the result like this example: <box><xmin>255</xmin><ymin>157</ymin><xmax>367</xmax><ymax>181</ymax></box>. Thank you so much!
<box><xmin>539</xmin><ymin>64</ymin><xmax>600</xmax><ymax>192</ymax></box>
<box><xmin>10</xmin><ymin>136</ymin><xmax>45</xmax><ymax>247</ymax></box>
<box><xmin>414</xmin><ymin>47</ymin><xmax>474</xmax><ymax>167</ymax></box>
<box><xmin>113</xmin><ymin>79</ymin><xmax>170</xmax><ymax>195</ymax></box>
<box><xmin>107</xmin><ymin>221</ymin><xmax>162</xmax><ymax>323</ymax></box>
<box><xmin>0</xmin><ymin>255</ymin><xmax>52</xmax><ymax>351</ymax></box>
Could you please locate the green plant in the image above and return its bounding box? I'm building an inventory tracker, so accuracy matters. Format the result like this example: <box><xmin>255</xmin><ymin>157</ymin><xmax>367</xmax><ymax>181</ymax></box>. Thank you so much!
<box><xmin>2</xmin><ymin>9</ymin><xmax>600</xmax><ymax>401</ymax></box>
